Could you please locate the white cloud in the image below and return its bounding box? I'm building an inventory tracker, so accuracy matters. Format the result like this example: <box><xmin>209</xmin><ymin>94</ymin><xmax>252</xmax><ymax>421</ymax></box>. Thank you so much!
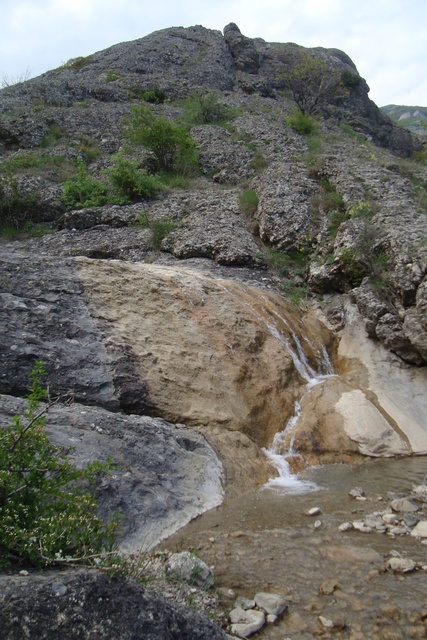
<box><xmin>0</xmin><ymin>0</ymin><xmax>426</xmax><ymax>106</ymax></box>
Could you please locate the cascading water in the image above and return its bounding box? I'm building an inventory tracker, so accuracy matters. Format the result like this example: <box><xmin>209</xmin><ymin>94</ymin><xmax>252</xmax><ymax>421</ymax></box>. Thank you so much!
<box><xmin>262</xmin><ymin>312</ymin><xmax>336</xmax><ymax>493</ymax></box>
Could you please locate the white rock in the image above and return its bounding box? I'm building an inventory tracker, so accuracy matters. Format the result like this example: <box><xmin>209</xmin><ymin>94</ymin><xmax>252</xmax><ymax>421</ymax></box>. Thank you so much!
<box><xmin>307</xmin><ymin>507</ymin><xmax>322</xmax><ymax>516</ymax></box>
<box><xmin>352</xmin><ymin>521</ymin><xmax>372</xmax><ymax>533</ymax></box>
<box><xmin>410</xmin><ymin>520</ymin><xmax>427</xmax><ymax>538</ymax></box>
<box><xmin>314</xmin><ymin>520</ymin><xmax>322</xmax><ymax>529</ymax></box>
<box><xmin>319</xmin><ymin>615</ymin><xmax>334</xmax><ymax>628</ymax></box>
<box><xmin>390</xmin><ymin>498</ymin><xmax>419</xmax><ymax>513</ymax></box>
<box><xmin>230</xmin><ymin>608</ymin><xmax>265</xmax><ymax>638</ymax></box>
<box><xmin>382</xmin><ymin>513</ymin><xmax>399</xmax><ymax>525</ymax></box>
<box><xmin>387</xmin><ymin>557</ymin><xmax>416</xmax><ymax>573</ymax></box>
<box><xmin>338</xmin><ymin>522</ymin><xmax>353</xmax><ymax>532</ymax></box>
<box><xmin>254</xmin><ymin>592</ymin><xmax>288</xmax><ymax>616</ymax></box>
<box><xmin>266</xmin><ymin>614</ymin><xmax>277</xmax><ymax>624</ymax></box>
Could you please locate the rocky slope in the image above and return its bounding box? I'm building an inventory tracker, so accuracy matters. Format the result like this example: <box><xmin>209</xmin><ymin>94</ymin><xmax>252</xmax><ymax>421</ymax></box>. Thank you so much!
<box><xmin>1</xmin><ymin>22</ymin><xmax>427</xmax><ymax>638</ymax></box>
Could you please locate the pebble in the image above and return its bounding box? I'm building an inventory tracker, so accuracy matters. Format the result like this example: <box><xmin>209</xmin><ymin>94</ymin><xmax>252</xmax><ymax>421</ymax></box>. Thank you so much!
<box><xmin>410</xmin><ymin>520</ymin><xmax>427</xmax><ymax>538</ymax></box>
<box><xmin>254</xmin><ymin>592</ymin><xmax>288</xmax><ymax>616</ymax></box>
<box><xmin>307</xmin><ymin>507</ymin><xmax>322</xmax><ymax>516</ymax></box>
<box><xmin>387</xmin><ymin>557</ymin><xmax>417</xmax><ymax>573</ymax></box>
<box><xmin>352</xmin><ymin>521</ymin><xmax>373</xmax><ymax>533</ymax></box>
<box><xmin>338</xmin><ymin>522</ymin><xmax>353</xmax><ymax>532</ymax></box>
<box><xmin>349</xmin><ymin>487</ymin><xmax>365</xmax><ymax>498</ymax></box>
<box><xmin>314</xmin><ymin>520</ymin><xmax>322</xmax><ymax>529</ymax></box>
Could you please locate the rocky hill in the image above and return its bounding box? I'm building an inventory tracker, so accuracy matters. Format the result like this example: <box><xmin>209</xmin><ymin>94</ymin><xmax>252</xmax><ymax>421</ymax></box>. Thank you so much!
<box><xmin>381</xmin><ymin>103</ymin><xmax>427</xmax><ymax>138</ymax></box>
<box><xmin>1</xmin><ymin>23</ymin><xmax>427</xmax><ymax>638</ymax></box>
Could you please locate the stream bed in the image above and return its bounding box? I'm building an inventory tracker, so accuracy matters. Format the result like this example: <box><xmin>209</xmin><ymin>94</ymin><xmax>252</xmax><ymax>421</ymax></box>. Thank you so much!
<box><xmin>163</xmin><ymin>456</ymin><xmax>427</xmax><ymax>639</ymax></box>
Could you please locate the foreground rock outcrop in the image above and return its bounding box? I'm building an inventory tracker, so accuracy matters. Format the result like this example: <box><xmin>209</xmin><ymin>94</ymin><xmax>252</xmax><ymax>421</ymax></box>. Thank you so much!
<box><xmin>0</xmin><ymin>570</ymin><xmax>227</xmax><ymax>640</ymax></box>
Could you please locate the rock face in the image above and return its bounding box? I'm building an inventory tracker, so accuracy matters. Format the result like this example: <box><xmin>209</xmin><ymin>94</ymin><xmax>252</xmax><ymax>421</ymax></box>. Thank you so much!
<box><xmin>0</xmin><ymin>570</ymin><xmax>227</xmax><ymax>640</ymax></box>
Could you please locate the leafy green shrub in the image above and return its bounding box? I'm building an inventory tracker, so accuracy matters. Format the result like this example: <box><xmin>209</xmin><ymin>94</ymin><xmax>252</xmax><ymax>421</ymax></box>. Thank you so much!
<box><xmin>150</xmin><ymin>219</ymin><xmax>176</xmax><ymax>249</ymax></box>
<box><xmin>105</xmin><ymin>69</ymin><xmax>122</xmax><ymax>83</ymax></box>
<box><xmin>341</xmin><ymin>70</ymin><xmax>361</xmax><ymax>88</ymax></box>
<box><xmin>64</xmin><ymin>55</ymin><xmax>93</xmax><ymax>70</ymax></box>
<box><xmin>125</xmin><ymin>105</ymin><xmax>198</xmax><ymax>174</ymax></box>
<box><xmin>108</xmin><ymin>155</ymin><xmax>164</xmax><ymax>201</ymax></box>
<box><xmin>61</xmin><ymin>162</ymin><xmax>111</xmax><ymax>209</ymax></box>
<box><xmin>39</xmin><ymin>123</ymin><xmax>65</xmax><ymax>148</ymax></box>
<box><xmin>239</xmin><ymin>189</ymin><xmax>259</xmax><ymax>215</ymax></box>
<box><xmin>0</xmin><ymin>362</ymin><xmax>118</xmax><ymax>567</ymax></box>
<box><xmin>0</xmin><ymin>177</ymin><xmax>42</xmax><ymax>229</ymax></box>
<box><xmin>348</xmin><ymin>201</ymin><xmax>375</xmax><ymax>219</ymax></box>
<box><xmin>328</xmin><ymin>209</ymin><xmax>349</xmax><ymax>237</ymax></box>
<box><xmin>249</xmin><ymin>149</ymin><xmax>268</xmax><ymax>172</ymax></box>
<box><xmin>79</xmin><ymin>136</ymin><xmax>101</xmax><ymax>164</ymax></box>
<box><xmin>136</xmin><ymin>87</ymin><xmax>168</xmax><ymax>104</ymax></box>
<box><xmin>286</xmin><ymin>111</ymin><xmax>318</xmax><ymax>136</ymax></box>
<box><xmin>182</xmin><ymin>93</ymin><xmax>237</xmax><ymax>125</ymax></box>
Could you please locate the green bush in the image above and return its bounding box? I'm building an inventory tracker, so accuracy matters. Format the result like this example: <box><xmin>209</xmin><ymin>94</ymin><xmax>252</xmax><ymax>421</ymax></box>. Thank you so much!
<box><xmin>0</xmin><ymin>362</ymin><xmax>118</xmax><ymax>567</ymax></box>
<box><xmin>182</xmin><ymin>93</ymin><xmax>237</xmax><ymax>125</ymax></box>
<box><xmin>0</xmin><ymin>177</ymin><xmax>42</xmax><ymax>229</ymax></box>
<box><xmin>150</xmin><ymin>219</ymin><xmax>177</xmax><ymax>249</ymax></box>
<box><xmin>239</xmin><ymin>189</ymin><xmax>259</xmax><ymax>215</ymax></box>
<box><xmin>62</xmin><ymin>162</ymin><xmax>111</xmax><ymax>209</ymax></box>
<box><xmin>107</xmin><ymin>155</ymin><xmax>164</xmax><ymax>201</ymax></box>
<box><xmin>286</xmin><ymin>111</ymin><xmax>318</xmax><ymax>136</ymax></box>
<box><xmin>125</xmin><ymin>105</ymin><xmax>198</xmax><ymax>174</ymax></box>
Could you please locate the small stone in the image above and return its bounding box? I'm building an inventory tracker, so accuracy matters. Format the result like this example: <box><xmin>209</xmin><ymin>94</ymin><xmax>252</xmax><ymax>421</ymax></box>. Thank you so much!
<box><xmin>319</xmin><ymin>578</ymin><xmax>339</xmax><ymax>595</ymax></box>
<box><xmin>319</xmin><ymin>615</ymin><xmax>334</xmax><ymax>628</ymax></box>
<box><xmin>51</xmin><ymin>581</ymin><xmax>68</xmax><ymax>597</ymax></box>
<box><xmin>314</xmin><ymin>520</ymin><xmax>322</xmax><ymax>529</ymax></box>
<box><xmin>338</xmin><ymin>522</ymin><xmax>353</xmax><ymax>532</ymax></box>
<box><xmin>382</xmin><ymin>513</ymin><xmax>399</xmax><ymax>525</ymax></box>
<box><xmin>389</xmin><ymin>526</ymin><xmax>408</xmax><ymax>536</ymax></box>
<box><xmin>403</xmin><ymin>513</ymin><xmax>420</xmax><ymax>527</ymax></box>
<box><xmin>410</xmin><ymin>521</ymin><xmax>427</xmax><ymax>538</ymax></box>
<box><xmin>230</xmin><ymin>607</ymin><xmax>265</xmax><ymax>637</ymax></box>
<box><xmin>235</xmin><ymin>596</ymin><xmax>255</xmax><ymax>610</ymax></box>
<box><xmin>266</xmin><ymin>614</ymin><xmax>277</xmax><ymax>624</ymax></box>
<box><xmin>19</xmin><ymin>570</ymin><xmax>29</xmax><ymax>576</ymax></box>
<box><xmin>352</xmin><ymin>521</ymin><xmax>373</xmax><ymax>533</ymax></box>
<box><xmin>254</xmin><ymin>592</ymin><xmax>288</xmax><ymax>616</ymax></box>
<box><xmin>349</xmin><ymin>487</ymin><xmax>365</xmax><ymax>498</ymax></box>
<box><xmin>307</xmin><ymin>507</ymin><xmax>322</xmax><ymax>516</ymax></box>
<box><xmin>390</xmin><ymin>498</ymin><xmax>419</xmax><ymax>513</ymax></box>
<box><xmin>387</xmin><ymin>557</ymin><xmax>416</xmax><ymax>573</ymax></box>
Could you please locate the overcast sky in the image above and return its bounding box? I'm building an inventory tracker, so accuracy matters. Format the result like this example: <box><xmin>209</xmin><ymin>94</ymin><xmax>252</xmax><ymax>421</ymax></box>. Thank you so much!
<box><xmin>1</xmin><ymin>0</ymin><xmax>426</xmax><ymax>107</ymax></box>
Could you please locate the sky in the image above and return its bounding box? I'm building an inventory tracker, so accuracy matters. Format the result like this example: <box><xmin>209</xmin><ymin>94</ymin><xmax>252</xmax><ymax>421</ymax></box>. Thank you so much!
<box><xmin>1</xmin><ymin>0</ymin><xmax>426</xmax><ymax>107</ymax></box>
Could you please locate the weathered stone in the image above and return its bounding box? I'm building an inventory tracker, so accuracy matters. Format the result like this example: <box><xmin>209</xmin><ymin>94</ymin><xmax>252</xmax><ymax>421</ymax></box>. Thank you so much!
<box><xmin>387</xmin><ymin>557</ymin><xmax>417</xmax><ymax>573</ymax></box>
<box><xmin>0</xmin><ymin>570</ymin><xmax>227</xmax><ymax>639</ymax></box>
<box><xmin>410</xmin><ymin>521</ymin><xmax>427</xmax><ymax>538</ymax></box>
<box><xmin>254</xmin><ymin>592</ymin><xmax>288</xmax><ymax>616</ymax></box>
<box><xmin>390</xmin><ymin>498</ymin><xmax>419</xmax><ymax>513</ymax></box>
<box><xmin>165</xmin><ymin>552</ymin><xmax>214</xmax><ymax>587</ymax></box>
<box><xmin>229</xmin><ymin>607</ymin><xmax>265</xmax><ymax>638</ymax></box>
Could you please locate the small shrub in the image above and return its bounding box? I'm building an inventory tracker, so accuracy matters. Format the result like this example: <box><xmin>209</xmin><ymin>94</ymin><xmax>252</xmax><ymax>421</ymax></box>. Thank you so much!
<box><xmin>39</xmin><ymin>123</ymin><xmax>65</xmax><ymax>148</ymax></box>
<box><xmin>286</xmin><ymin>111</ymin><xmax>318</xmax><ymax>136</ymax></box>
<box><xmin>64</xmin><ymin>55</ymin><xmax>93</xmax><ymax>70</ymax></box>
<box><xmin>182</xmin><ymin>93</ymin><xmax>237</xmax><ymax>126</ymax></box>
<box><xmin>105</xmin><ymin>69</ymin><xmax>122</xmax><ymax>83</ymax></box>
<box><xmin>108</xmin><ymin>155</ymin><xmax>164</xmax><ymax>201</ymax></box>
<box><xmin>341</xmin><ymin>70</ymin><xmax>361</xmax><ymax>88</ymax></box>
<box><xmin>0</xmin><ymin>177</ymin><xmax>42</xmax><ymax>229</ymax></box>
<box><xmin>61</xmin><ymin>162</ymin><xmax>111</xmax><ymax>209</ymax></box>
<box><xmin>150</xmin><ymin>219</ymin><xmax>177</xmax><ymax>249</ymax></box>
<box><xmin>79</xmin><ymin>137</ymin><xmax>101</xmax><ymax>164</ymax></box>
<box><xmin>125</xmin><ymin>105</ymin><xmax>198</xmax><ymax>174</ymax></box>
<box><xmin>0</xmin><ymin>362</ymin><xmax>118</xmax><ymax>567</ymax></box>
<box><xmin>138</xmin><ymin>87</ymin><xmax>168</xmax><ymax>104</ymax></box>
<box><xmin>328</xmin><ymin>209</ymin><xmax>349</xmax><ymax>237</ymax></box>
<box><xmin>249</xmin><ymin>149</ymin><xmax>268</xmax><ymax>172</ymax></box>
<box><xmin>348</xmin><ymin>201</ymin><xmax>375</xmax><ymax>219</ymax></box>
<box><xmin>239</xmin><ymin>189</ymin><xmax>259</xmax><ymax>215</ymax></box>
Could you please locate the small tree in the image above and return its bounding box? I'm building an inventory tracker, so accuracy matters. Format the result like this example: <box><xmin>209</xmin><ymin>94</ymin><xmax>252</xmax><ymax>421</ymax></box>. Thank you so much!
<box><xmin>282</xmin><ymin>53</ymin><xmax>347</xmax><ymax>115</ymax></box>
<box><xmin>125</xmin><ymin>105</ymin><xmax>198</xmax><ymax>174</ymax></box>
<box><xmin>0</xmin><ymin>362</ymin><xmax>118</xmax><ymax>567</ymax></box>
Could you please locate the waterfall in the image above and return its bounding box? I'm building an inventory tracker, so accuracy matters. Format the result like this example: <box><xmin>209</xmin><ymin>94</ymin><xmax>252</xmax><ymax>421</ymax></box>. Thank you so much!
<box><xmin>262</xmin><ymin>312</ymin><xmax>335</xmax><ymax>494</ymax></box>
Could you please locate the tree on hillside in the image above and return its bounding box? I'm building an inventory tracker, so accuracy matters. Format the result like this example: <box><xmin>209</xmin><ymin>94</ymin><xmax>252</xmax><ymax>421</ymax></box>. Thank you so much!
<box><xmin>282</xmin><ymin>53</ymin><xmax>347</xmax><ymax>115</ymax></box>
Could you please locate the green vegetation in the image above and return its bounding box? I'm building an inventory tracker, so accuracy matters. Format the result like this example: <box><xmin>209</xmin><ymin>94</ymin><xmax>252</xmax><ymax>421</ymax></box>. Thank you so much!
<box><xmin>105</xmin><ymin>69</ymin><xmax>122</xmax><ymax>83</ymax></box>
<box><xmin>0</xmin><ymin>363</ymin><xmax>118</xmax><ymax>568</ymax></box>
<box><xmin>108</xmin><ymin>154</ymin><xmax>164</xmax><ymax>201</ymax></box>
<box><xmin>286</xmin><ymin>111</ymin><xmax>318</xmax><ymax>136</ymax></box>
<box><xmin>136</xmin><ymin>213</ymin><xmax>177</xmax><ymax>250</ymax></box>
<box><xmin>249</xmin><ymin>149</ymin><xmax>268</xmax><ymax>171</ymax></box>
<box><xmin>0</xmin><ymin>153</ymin><xmax>71</xmax><ymax>175</ymax></box>
<box><xmin>0</xmin><ymin>176</ymin><xmax>42</xmax><ymax>230</ymax></box>
<box><xmin>128</xmin><ymin>86</ymin><xmax>168</xmax><ymax>104</ymax></box>
<box><xmin>61</xmin><ymin>162</ymin><xmax>111</xmax><ymax>209</ymax></box>
<box><xmin>125</xmin><ymin>105</ymin><xmax>198</xmax><ymax>174</ymax></box>
<box><xmin>39</xmin><ymin>123</ymin><xmax>66</xmax><ymax>148</ymax></box>
<box><xmin>239</xmin><ymin>189</ymin><xmax>259</xmax><ymax>215</ymax></box>
<box><xmin>63</xmin><ymin>55</ymin><xmax>93</xmax><ymax>71</ymax></box>
<box><xmin>181</xmin><ymin>92</ymin><xmax>237</xmax><ymax>126</ymax></box>
<box><xmin>282</xmin><ymin>52</ymin><xmax>347</xmax><ymax>116</ymax></box>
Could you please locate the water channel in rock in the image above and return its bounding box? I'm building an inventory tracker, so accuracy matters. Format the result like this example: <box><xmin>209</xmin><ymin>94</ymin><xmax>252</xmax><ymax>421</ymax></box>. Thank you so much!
<box><xmin>163</xmin><ymin>456</ymin><xmax>427</xmax><ymax>639</ymax></box>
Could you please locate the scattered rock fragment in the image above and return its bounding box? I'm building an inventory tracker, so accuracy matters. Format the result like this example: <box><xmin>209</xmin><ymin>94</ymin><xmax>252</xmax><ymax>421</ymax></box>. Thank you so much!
<box><xmin>307</xmin><ymin>507</ymin><xmax>322</xmax><ymax>516</ymax></box>
<box><xmin>410</xmin><ymin>520</ymin><xmax>427</xmax><ymax>538</ymax></box>
<box><xmin>390</xmin><ymin>498</ymin><xmax>419</xmax><ymax>513</ymax></box>
<box><xmin>349</xmin><ymin>487</ymin><xmax>365</xmax><ymax>498</ymax></box>
<box><xmin>229</xmin><ymin>607</ymin><xmax>265</xmax><ymax>638</ymax></box>
<box><xmin>165</xmin><ymin>551</ymin><xmax>214</xmax><ymax>587</ymax></box>
<box><xmin>387</xmin><ymin>557</ymin><xmax>417</xmax><ymax>573</ymax></box>
<box><xmin>254</xmin><ymin>592</ymin><xmax>288</xmax><ymax>616</ymax></box>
